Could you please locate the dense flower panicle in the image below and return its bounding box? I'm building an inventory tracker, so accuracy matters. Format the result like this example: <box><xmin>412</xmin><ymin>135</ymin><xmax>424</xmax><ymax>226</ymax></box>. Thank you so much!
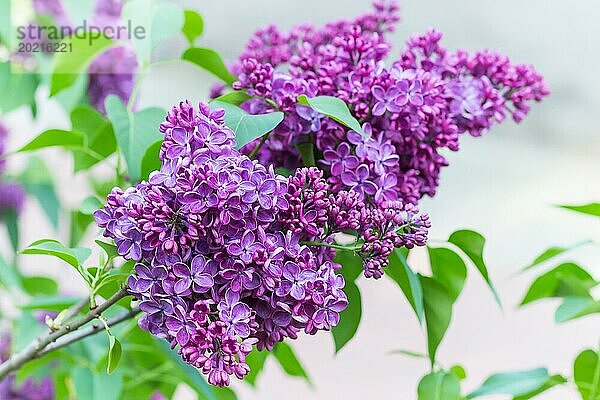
<box><xmin>228</xmin><ymin>1</ymin><xmax>548</xmax><ymax>205</ymax></box>
<box><xmin>0</xmin><ymin>334</ymin><xmax>54</xmax><ymax>400</ymax></box>
<box><xmin>96</xmin><ymin>101</ymin><xmax>428</xmax><ymax>386</ymax></box>
<box><xmin>0</xmin><ymin>122</ymin><xmax>25</xmax><ymax>216</ymax></box>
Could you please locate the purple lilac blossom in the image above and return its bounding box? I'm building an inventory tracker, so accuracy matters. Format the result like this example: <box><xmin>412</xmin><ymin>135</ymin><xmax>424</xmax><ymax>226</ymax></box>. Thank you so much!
<box><xmin>95</xmin><ymin>100</ymin><xmax>428</xmax><ymax>386</ymax></box>
<box><xmin>87</xmin><ymin>0</ymin><xmax>138</xmax><ymax>113</ymax></box>
<box><xmin>228</xmin><ymin>1</ymin><xmax>548</xmax><ymax>206</ymax></box>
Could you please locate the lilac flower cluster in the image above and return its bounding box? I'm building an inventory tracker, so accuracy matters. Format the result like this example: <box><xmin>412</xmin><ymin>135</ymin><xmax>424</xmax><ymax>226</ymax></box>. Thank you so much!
<box><xmin>229</xmin><ymin>1</ymin><xmax>548</xmax><ymax>205</ymax></box>
<box><xmin>0</xmin><ymin>333</ymin><xmax>54</xmax><ymax>400</ymax></box>
<box><xmin>95</xmin><ymin>101</ymin><xmax>428</xmax><ymax>385</ymax></box>
<box><xmin>0</xmin><ymin>122</ymin><xmax>25</xmax><ymax>217</ymax></box>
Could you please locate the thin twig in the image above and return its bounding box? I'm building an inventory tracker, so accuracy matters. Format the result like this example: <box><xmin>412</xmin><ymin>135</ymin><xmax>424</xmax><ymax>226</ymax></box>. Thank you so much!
<box><xmin>0</xmin><ymin>287</ymin><xmax>131</xmax><ymax>380</ymax></box>
<box><xmin>39</xmin><ymin>306</ymin><xmax>140</xmax><ymax>357</ymax></box>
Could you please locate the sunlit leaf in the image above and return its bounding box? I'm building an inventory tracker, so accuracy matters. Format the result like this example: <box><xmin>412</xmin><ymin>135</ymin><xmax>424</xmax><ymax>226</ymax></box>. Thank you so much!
<box><xmin>559</xmin><ymin>202</ymin><xmax>600</xmax><ymax>218</ymax></box>
<box><xmin>183</xmin><ymin>47</ymin><xmax>236</xmax><ymax>84</ymax></box>
<box><xmin>105</xmin><ymin>95</ymin><xmax>165</xmax><ymax>182</ymax></box>
<box><xmin>273</xmin><ymin>342</ymin><xmax>310</xmax><ymax>384</ymax></box>
<box><xmin>417</xmin><ymin>371</ymin><xmax>461</xmax><ymax>400</ymax></box>
<box><xmin>70</xmin><ymin>106</ymin><xmax>117</xmax><ymax>172</ymax></box>
<box><xmin>297</xmin><ymin>95</ymin><xmax>366</xmax><ymax>137</ymax></box>
<box><xmin>428</xmin><ymin>246</ymin><xmax>467</xmax><ymax>303</ymax></box>
<box><xmin>244</xmin><ymin>349</ymin><xmax>269</xmax><ymax>386</ymax></box>
<box><xmin>213</xmin><ymin>91</ymin><xmax>251</xmax><ymax>106</ymax></box>
<box><xmin>22</xmin><ymin>276</ymin><xmax>58</xmax><ymax>296</ymax></box>
<box><xmin>467</xmin><ymin>368</ymin><xmax>552</xmax><ymax>398</ymax></box>
<box><xmin>574</xmin><ymin>349</ymin><xmax>599</xmax><ymax>400</ymax></box>
<box><xmin>448</xmin><ymin>230</ymin><xmax>501</xmax><ymax>307</ymax></box>
<box><xmin>107</xmin><ymin>335</ymin><xmax>122</xmax><ymax>374</ymax></box>
<box><xmin>210</xmin><ymin>100</ymin><xmax>283</xmax><ymax>149</ymax></box>
<box><xmin>420</xmin><ymin>275</ymin><xmax>453</xmax><ymax>366</ymax></box>
<box><xmin>521</xmin><ymin>263</ymin><xmax>596</xmax><ymax>305</ymax></box>
<box><xmin>140</xmin><ymin>140</ymin><xmax>163</xmax><ymax>181</ymax></box>
<box><xmin>182</xmin><ymin>10</ymin><xmax>204</xmax><ymax>45</ymax></box>
<box><xmin>50</xmin><ymin>35</ymin><xmax>114</xmax><ymax>96</ymax></box>
<box><xmin>17</xmin><ymin>129</ymin><xmax>84</xmax><ymax>152</ymax></box>
<box><xmin>387</xmin><ymin>248</ymin><xmax>424</xmax><ymax>323</ymax></box>
<box><xmin>21</xmin><ymin>239</ymin><xmax>90</xmax><ymax>269</ymax></box>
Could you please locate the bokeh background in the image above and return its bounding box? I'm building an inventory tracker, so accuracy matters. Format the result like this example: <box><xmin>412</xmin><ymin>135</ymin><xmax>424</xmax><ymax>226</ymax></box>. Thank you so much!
<box><xmin>2</xmin><ymin>1</ymin><xmax>599</xmax><ymax>398</ymax></box>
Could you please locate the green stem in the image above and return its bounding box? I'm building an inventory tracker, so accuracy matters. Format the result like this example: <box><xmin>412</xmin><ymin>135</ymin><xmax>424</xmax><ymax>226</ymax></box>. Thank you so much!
<box><xmin>248</xmin><ymin>133</ymin><xmax>270</xmax><ymax>159</ymax></box>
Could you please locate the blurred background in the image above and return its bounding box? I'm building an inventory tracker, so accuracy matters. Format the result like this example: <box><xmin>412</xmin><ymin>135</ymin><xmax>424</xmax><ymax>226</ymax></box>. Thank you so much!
<box><xmin>1</xmin><ymin>0</ymin><xmax>599</xmax><ymax>398</ymax></box>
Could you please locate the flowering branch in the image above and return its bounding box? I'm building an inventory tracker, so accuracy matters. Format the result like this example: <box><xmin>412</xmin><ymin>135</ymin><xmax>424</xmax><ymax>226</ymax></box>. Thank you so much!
<box><xmin>0</xmin><ymin>287</ymin><xmax>134</xmax><ymax>380</ymax></box>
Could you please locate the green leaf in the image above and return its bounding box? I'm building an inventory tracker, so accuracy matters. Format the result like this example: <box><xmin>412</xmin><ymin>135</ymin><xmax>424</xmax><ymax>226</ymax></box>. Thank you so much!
<box><xmin>387</xmin><ymin>248</ymin><xmax>424</xmax><ymax>323</ymax></box>
<box><xmin>428</xmin><ymin>247</ymin><xmax>467</xmax><ymax>303</ymax></box>
<box><xmin>50</xmin><ymin>35</ymin><xmax>114</xmax><ymax>96</ymax></box>
<box><xmin>21</xmin><ymin>239</ymin><xmax>91</xmax><ymax>269</ymax></box>
<box><xmin>96</xmin><ymin>240</ymin><xmax>119</xmax><ymax>260</ymax></box>
<box><xmin>2</xmin><ymin>209</ymin><xmax>19</xmax><ymax>252</ymax></box>
<box><xmin>107</xmin><ymin>335</ymin><xmax>122</xmax><ymax>374</ymax></box>
<box><xmin>273</xmin><ymin>342</ymin><xmax>310</xmax><ymax>384</ymax></box>
<box><xmin>12</xmin><ymin>311</ymin><xmax>45</xmax><ymax>352</ymax></box>
<box><xmin>520</xmin><ymin>263</ymin><xmax>596</xmax><ymax>305</ymax></box>
<box><xmin>69</xmin><ymin>210</ymin><xmax>94</xmax><ymax>247</ymax></box>
<box><xmin>0</xmin><ymin>252</ymin><xmax>23</xmax><ymax>290</ymax></box>
<box><xmin>22</xmin><ymin>276</ymin><xmax>58</xmax><ymax>296</ymax></box>
<box><xmin>211</xmin><ymin>101</ymin><xmax>284</xmax><ymax>149</ymax></box>
<box><xmin>0</xmin><ymin>63</ymin><xmax>39</xmax><ymax>113</ymax></box>
<box><xmin>72</xmin><ymin>366</ymin><xmax>123</xmax><ymax>400</ymax></box>
<box><xmin>420</xmin><ymin>275</ymin><xmax>453</xmax><ymax>367</ymax></box>
<box><xmin>555</xmin><ymin>296</ymin><xmax>600</xmax><ymax>323</ymax></box>
<box><xmin>18</xmin><ymin>157</ymin><xmax>60</xmax><ymax>228</ymax></box>
<box><xmin>17</xmin><ymin>129</ymin><xmax>84</xmax><ymax>152</ymax></box>
<box><xmin>467</xmin><ymin>368</ymin><xmax>552</xmax><ymax>398</ymax></box>
<box><xmin>335</xmin><ymin>250</ymin><xmax>363</xmax><ymax>283</ymax></box>
<box><xmin>295</xmin><ymin>142</ymin><xmax>316</xmax><ymax>166</ymax></box>
<box><xmin>105</xmin><ymin>95</ymin><xmax>165</xmax><ymax>182</ymax></box>
<box><xmin>559</xmin><ymin>202</ymin><xmax>600</xmax><ymax>218</ymax></box>
<box><xmin>212</xmin><ymin>91</ymin><xmax>252</xmax><ymax>106</ymax></box>
<box><xmin>332</xmin><ymin>281</ymin><xmax>361</xmax><ymax>352</ymax></box>
<box><xmin>417</xmin><ymin>371</ymin><xmax>461</xmax><ymax>400</ymax></box>
<box><xmin>448</xmin><ymin>230</ymin><xmax>501</xmax><ymax>307</ymax></box>
<box><xmin>21</xmin><ymin>296</ymin><xmax>79</xmax><ymax>312</ymax></box>
<box><xmin>70</xmin><ymin>106</ymin><xmax>117</xmax><ymax>172</ymax></box>
<box><xmin>523</xmin><ymin>244</ymin><xmax>578</xmax><ymax>271</ymax></box>
<box><xmin>80</xmin><ymin>196</ymin><xmax>103</xmax><ymax>215</ymax></box>
<box><xmin>574</xmin><ymin>349</ymin><xmax>599</xmax><ymax>400</ymax></box>
<box><xmin>123</xmin><ymin>0</ymin><xmax>184</xmax><ymax>65</ymax></box>
<box><xmin>140</xmin><ymin>140</ymin><xmax>163</xmax><ymax>180</ymax></box>
<box><xmin>513</xmin><ymin>375</ymin><xmax>568</xmax><ymax>400</ymax></box>
<box><xmin>182</xmin><ymin>10</ymin><xmax>204</xmax><ymax>45</ymax></box>
<box><xmin>183</xmin><ymin>47</ymin><xmax>237</xmax><ymax>85</ymax></box>
<box><xmin>297</xmin><ymin>95</ymin><xmax>366</xmax><ymax>137</ymax></box>
<box><xmin>449</xmin><ymin>365</ymin><xmax>467</xmax><ymax>381</ymax></box>
<box><xmin>244</xmin><ymin>349</ymin><xmax>269</xmax><ymax>386</ymax></box>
